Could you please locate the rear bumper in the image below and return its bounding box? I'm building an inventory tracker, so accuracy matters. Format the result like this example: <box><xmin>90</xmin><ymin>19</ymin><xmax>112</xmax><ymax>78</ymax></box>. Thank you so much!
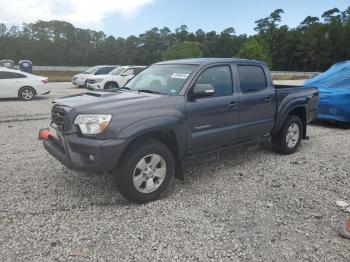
<box><xmin>43</xmin><ymin>133</ymin><xmax>128</xmax><ymax>172</ymax></box>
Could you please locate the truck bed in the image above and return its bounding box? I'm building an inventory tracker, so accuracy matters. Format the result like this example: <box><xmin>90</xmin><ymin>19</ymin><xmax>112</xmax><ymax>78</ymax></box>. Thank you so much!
<box><xmin>274</xmin><ymin>84</ymin><xmax>305</xmax><ymax>89</ymax></box>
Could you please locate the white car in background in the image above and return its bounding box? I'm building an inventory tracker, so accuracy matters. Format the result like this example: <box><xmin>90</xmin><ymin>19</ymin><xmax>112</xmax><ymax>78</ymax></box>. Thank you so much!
<box><xmin>86</xmin><ymin>66</ymin><xmax>146</xmax><ymax>90</ymax></box>
<box><xmin>71</xmin><ymin>65</ymin><xmax>119</xmax><ymax>87</ymax></box>
<box><xmin>0</xmin><ymin>68</ymin><xmax>49</xmax><ymax>101</ymax></box>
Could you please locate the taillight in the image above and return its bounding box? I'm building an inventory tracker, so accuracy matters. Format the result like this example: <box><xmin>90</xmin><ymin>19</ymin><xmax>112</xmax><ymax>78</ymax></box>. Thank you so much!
<box><xmin>42</xmin><ymin>79</ymin><xmax>48</xmax><ymax>84</ymax></box>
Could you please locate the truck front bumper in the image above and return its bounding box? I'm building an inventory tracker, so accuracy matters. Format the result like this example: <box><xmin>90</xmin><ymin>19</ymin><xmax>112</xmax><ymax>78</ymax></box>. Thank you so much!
<box><xmin>43</xmin><ymin>133</ymin><xmax>128</xmax><ymax>172</ymax></box>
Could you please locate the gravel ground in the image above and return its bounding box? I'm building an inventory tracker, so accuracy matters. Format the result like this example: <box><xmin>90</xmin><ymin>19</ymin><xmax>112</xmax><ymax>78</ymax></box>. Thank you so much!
<box><xmin>0</xmin><ymin>82</ymin><xmax>349</xmax><ymax>261</ymax></box>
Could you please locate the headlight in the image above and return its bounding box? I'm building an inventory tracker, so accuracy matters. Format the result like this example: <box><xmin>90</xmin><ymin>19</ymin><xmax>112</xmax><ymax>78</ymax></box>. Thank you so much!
<box><xmin>74</xmin><ymin>114</ymin><xmax>112</xmax><ymax>135</ymax></box>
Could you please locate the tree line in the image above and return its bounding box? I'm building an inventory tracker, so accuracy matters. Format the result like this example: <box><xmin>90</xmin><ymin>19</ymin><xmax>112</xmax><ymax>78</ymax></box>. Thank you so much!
<box><xmin>0</xmin><ymin>6</ymin><xmax>349</xmax><ymax>71</ymax></box>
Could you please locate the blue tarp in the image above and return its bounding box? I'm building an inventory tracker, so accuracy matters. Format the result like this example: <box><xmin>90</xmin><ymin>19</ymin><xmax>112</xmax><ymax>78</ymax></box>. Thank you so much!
<box><xmin>305</xmin><ymin>61</ymin><xmax>350</xmax><ymax>122</ymax></box>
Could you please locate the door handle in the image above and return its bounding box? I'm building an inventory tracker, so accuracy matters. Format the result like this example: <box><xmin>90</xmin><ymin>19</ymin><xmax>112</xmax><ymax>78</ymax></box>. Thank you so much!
<box><xmin>228</xmin><ymin>101</ymin><xmax>238</xmax><ymax>109</ymax></box>
<box><xmin>265</xmin><ymin>97</ymin><xmax>273</xmax><ymax>103</ymax></box>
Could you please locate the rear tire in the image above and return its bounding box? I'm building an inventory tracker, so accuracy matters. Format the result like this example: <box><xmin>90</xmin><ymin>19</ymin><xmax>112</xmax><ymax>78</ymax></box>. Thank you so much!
<box><xmin>19</xmin><ymin>87</ymin><xmax>35</xmax><ymax>101</ymax></box>
<box><xmin>115</xmin><ymin>139</ymin><xmax>175</xmax><ymax>204</ymax></box>
<box><xmin>272</xmin><ymin>115</ymin><xmax>303</xmax><ymax>154</ymax></box>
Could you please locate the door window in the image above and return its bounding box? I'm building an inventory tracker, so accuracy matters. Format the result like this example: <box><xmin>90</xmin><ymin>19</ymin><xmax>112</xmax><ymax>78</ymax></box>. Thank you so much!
<box><xmin>0</xmin><ymin>71</ymin><xmax>27</xmax><ymax>79</ymax></box>
<box><xmin>109</xmin><ymin>67</ymin><xmax>125</xmax><ymax>75</ymax></box>
<box><xmin>194</xmin><ymin>66</ymin><xmax>233</xmax><ymax>97</ymax></box>
<box><xmin>123</xmin><ymin>68</ymin><xmax>135</xmax><ymax>76</ymax></box>
<box><xmin>95</xmin><ymin>67</ymin><xmax>116</xmax><ymax>75</ymax></box>
<box><xmin>237</xmin><ymin>65</ymin><xmax>267</xmax><ymax>93</ymax></box>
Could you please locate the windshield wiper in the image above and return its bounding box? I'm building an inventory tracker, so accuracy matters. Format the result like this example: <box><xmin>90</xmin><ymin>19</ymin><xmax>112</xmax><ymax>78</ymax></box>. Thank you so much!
<box><xmin>111</xmin><ymin>86</ymin><xmax>130</xmax><ymax>92</ymax></box>
<box><xmin>137</xmin><ymin>89</ymin><xmax>160</xmax><ymax>95</ymax></box>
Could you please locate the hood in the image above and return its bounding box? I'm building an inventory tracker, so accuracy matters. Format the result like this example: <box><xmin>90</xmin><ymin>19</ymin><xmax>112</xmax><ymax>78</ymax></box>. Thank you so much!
<box><xmin>74</xmin><ymin>73</ymin><xmax>91</xmax><ymax>79</ymax></box>
<box><xmin>53</xmin><ymin>90</ymin><xmax>186</xmax><ymax>135</ymax></box>
<box><xmin>54</xmin><ymin>90</ymin><xmax>164</xmax><ymax>113</ymax></box>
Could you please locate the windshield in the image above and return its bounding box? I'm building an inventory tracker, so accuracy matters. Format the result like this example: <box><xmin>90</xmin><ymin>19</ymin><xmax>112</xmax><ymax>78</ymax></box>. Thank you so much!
<box><xmin>125</xmin><ymin>64</ymin><xmax>197</xmax><ymax>95</ymax></box>
<box><xmin>83</xmin><ymin>66</ymin><xmax>100</xmax><ymax>74</ymax></box>
<box><xmin>109</xmin><ymin>67</ymin><xmax>125</xmax><ymax>75</ymax></box>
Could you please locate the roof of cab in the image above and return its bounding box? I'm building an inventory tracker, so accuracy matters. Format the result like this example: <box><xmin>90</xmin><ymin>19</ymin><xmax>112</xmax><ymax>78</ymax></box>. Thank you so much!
<box><xmin>156</xmin><ymin>58</ymin><xmax>266</xmax><ymax>66</ymax></box>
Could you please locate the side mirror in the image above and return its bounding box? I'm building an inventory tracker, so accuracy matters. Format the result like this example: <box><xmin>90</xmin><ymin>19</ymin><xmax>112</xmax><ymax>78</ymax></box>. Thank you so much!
<box><xmin>193</xmin><ymin>84</ymin><xmax>215</xmax><ymax>99</ymax></box>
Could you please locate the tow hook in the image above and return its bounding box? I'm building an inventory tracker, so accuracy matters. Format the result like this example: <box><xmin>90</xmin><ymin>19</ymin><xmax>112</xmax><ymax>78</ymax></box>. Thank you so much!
<box><xmin>38</xmin><ymin>128</ymin><xmax>51</xmax><ymax>140</ymax></box>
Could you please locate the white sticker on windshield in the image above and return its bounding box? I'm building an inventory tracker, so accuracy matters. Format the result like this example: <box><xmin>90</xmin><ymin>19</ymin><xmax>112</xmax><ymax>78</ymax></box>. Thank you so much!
<box><xmin>170</xmin><ymin>73</ymin><xmax>190</xmax><ymax>79</ymax></box>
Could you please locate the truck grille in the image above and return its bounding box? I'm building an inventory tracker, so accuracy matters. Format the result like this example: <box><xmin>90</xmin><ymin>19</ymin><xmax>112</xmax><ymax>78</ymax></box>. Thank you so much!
<box><xmin>51</xmin><ymin>105</ymin><xmax>70</xmax><ymax>131</ymax></box>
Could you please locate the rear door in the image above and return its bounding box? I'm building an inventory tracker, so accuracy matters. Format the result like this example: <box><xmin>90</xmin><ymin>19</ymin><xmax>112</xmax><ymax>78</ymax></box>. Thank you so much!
<box><xmin>236</xmin><ymin>64</ymin><xmax>276</xmax><ymax>137</ymax></box>
<box><xmin>186</xmin><ymin>65</ymin><xmax>240</xmax><ymax>150</ymax></box>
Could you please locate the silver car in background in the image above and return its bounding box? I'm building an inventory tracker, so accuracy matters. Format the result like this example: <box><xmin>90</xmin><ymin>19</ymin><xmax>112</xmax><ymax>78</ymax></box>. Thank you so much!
<box><xmin>86</xmin><ymin>66</ymin><xmax>146</xmax><ymax>90</ymax></box>
<box><xmin>71</xmin><ymin>65</ymin><xmax>119</xmax><ymax>87</ymax></box>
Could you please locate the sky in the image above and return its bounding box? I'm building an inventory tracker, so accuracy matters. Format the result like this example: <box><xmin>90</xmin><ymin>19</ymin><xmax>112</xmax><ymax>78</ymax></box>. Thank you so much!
<box><xmin>0</xmin><ymin>0</ymin><xmax>349</xmax><ymax>37</ymax></box>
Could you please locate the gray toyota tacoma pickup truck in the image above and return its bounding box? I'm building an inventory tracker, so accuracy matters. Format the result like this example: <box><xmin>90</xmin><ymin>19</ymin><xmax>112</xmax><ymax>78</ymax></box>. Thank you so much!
<box><xmin>43</xmin><ymin>58</ymin><xmax>319</xmax><ymax>203</ymax></box>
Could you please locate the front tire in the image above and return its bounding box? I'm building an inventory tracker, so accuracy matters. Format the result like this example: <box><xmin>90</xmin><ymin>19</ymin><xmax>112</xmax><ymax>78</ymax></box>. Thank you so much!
<box><xmin>272</xmin><ymin>115</ymin><xmax>303</xmax><ymax>154</ymax></box>
<box><xmin>104</xmin><ymin>82</ymin><xmax>119</xmax><ymax>90</ymax></box>
<box><xmin>115</xmin><ymin>139</ymin><xmax>175</xmax><ymax>204</ymax></box>
<box><xmin>19</xmin><ymin>87</ymin><xmax>35</xmax><ymax>101</ymax></box>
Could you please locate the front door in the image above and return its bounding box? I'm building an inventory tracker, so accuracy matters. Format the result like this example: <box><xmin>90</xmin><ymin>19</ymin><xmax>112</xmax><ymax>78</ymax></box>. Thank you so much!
<box><xmin>186</xmin><ymin>65</ymin><xmax>240</xmax><ymax>150</ymax></box>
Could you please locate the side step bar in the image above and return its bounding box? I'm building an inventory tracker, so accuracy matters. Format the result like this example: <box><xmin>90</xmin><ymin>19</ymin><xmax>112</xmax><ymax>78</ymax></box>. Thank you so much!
<box><xmin>185</xmin><ymin>135</ymin><xmax>270</xmax><ymax>162</ymax></box>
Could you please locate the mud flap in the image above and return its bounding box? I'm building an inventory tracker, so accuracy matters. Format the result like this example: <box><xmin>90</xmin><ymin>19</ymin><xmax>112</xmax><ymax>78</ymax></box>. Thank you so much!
<box><xmin>174</xmin><ymin>159</ymin><xmax>184</xmax><ymax>181</ymax></box>
<box><xmin>302</xmin><ymin>123</ymin><xmax>307</xmax><ymax>139</ymax></box>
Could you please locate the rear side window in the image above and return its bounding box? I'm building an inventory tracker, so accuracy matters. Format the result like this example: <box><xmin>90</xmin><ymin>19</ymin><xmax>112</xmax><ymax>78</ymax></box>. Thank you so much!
<box><xmin>95</xmin><ymin>67</ymin><xmax>116</xmax><ymax>75</ymax></box>
<box><xmin>195</xmin><ymin>66</ymin><xmax>233</xmax><ymax>97</ymax></box>
<box><xmin>237</xmin><ymin>65</ymin><xmax>267</xmax><ymax>93</ymax></box>
<box><xmin>0</xmin><ymin>71</ymin><xmax>27</xmax><ymax>79</ymax></box>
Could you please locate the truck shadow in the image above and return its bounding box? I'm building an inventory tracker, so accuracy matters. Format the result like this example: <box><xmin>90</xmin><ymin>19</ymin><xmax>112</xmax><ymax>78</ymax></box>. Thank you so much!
<box><xmin>62</xmin><ymin>142</ymin><xmax>274</xmax><ymax>206</ymax></box>
<box><xmin>0</xmin><ymin>96</ymin><xmax>51</xmax><ymax>102</ymax></box>
<box><xmin>311</xmin><ymin>120</ymin><xmax>350</xmax><ymax>130</ymax></box>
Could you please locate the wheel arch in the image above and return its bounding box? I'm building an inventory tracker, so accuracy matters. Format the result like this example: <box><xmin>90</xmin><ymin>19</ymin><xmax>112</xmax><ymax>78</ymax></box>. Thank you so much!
<box><xmin>104</xmin><ymin>81</ymin><xmax>119</xmax><ymax>89</ymax></box>
<box><xmin>18</xmin><ymin>86</ymin><xmax>37</xmax><ymax>96</ymax></box>
<box><xmin>274</xmin><ymin>105</ymin><xmax>307</xmax><ymax>138</ymax></box>
<box><xmin>117</xmin><ymin>128</ymin><xmax>185</xmax><ymax>180</ymax></box>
